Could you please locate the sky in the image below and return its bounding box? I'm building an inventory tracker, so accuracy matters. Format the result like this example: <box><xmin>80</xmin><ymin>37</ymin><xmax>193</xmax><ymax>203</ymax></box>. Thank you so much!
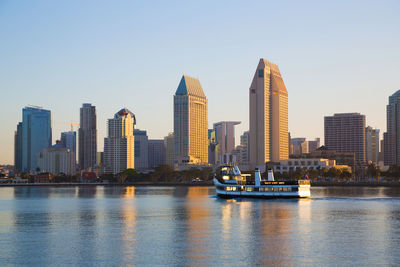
<box><xmin>0</xmin><ymin>0</ymin><xmax>399</xmax><ymax>164</ymax></box>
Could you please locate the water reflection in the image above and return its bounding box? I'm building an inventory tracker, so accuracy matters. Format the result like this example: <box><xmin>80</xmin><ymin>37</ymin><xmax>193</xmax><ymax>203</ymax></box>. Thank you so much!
<box><xmin>1</xmin><ymin>186</ymin><xmax>400</xmax><ymax>265</ymax></box>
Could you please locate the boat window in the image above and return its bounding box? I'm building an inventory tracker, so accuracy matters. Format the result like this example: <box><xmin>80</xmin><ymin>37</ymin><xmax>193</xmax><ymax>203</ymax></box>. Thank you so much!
<box><xmin>246</xmin><ymin>187</ymin><xmax>253</xmax><ymax>192</ymax></box>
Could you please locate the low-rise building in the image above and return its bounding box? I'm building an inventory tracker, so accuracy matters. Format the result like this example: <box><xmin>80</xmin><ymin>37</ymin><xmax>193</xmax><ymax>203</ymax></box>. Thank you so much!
<box><xmin>273</xmin><ymin>158</ymin><xmax>351</xmax><ymax>174</ymax></box>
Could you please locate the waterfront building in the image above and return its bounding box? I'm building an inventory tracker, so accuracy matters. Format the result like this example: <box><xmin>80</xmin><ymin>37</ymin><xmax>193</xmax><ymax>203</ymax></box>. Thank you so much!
<box><xmin>79</xmin><ymin>103</ymin><xmax>97</xmax><ymax>170</ymax></box>
<box><xmin>384</xmin><ymin>90</ymin><xmax>400</xmax><ymax>166</ymax></box>
<box><xmin>365</xmin><ymin>126</ymin><xmax>380</xmax><ymax>164</ymax></box>
<box><xmin>20</xmin><ymin>106</ymin><xmax>52</xmax><ymax>172</ymax></box>
<box><xmin>148</xmin><ymin>140</ymin><xmax>165</xmax><ymax>169</ymax></box>
<box><xmin>249</xmin><ymin>59</ymin><xmax>289</xmax><ymax>171</ymax></box>
<box><xmin>233</xmin><ymin>131</ymin><xmax>250</xmax><ymax>170</ymax></box>
<box><xmin>290</xmin><ymin>137</ymin><xmax>320</xmax><ymax>157</ymax></box>
<box><xmin>96</xmin><ymin>152</ymin><xmax>104</xmax><ymax>166</ymax></box>
<box><xmin>164</xmin><ymin>133</ymin><xmax>174</xmax><ymax>168</ymax></box>
<box><xmin>14</xmin><ymin>122</ymin><xmax>23</xmax><ymax>172</ymax></box>
<box><xmin>134</xmin><ymin>129</ymin><xmax>149</xmax><ymax>170</ymax></box>
<box><xmin>310</xmin><ymin>146</ymin><xmax>356</xmax><ymax>171</ymax></box>
<box><xmin>273</xmin><ymin>158</ymin><xmax>351</xmax><ymax>174</ymax></box>
<box><xmin>208</xmin><ymin>129</ymin><xmax>217</xmax><ymax>165</ymax></box>
<box><xmin>37</xmin><ymin>141</ymin><xmax>75</xmax><ymax>175</ymax></box>
<box><xmin>61</xmin><ymin>131</ymin><xmax>76</xmax><ymax>155</ymax></box>
<box><xmin>290</xmin><ymin>138</ymin><xmax>306</xmax><ymax>156</ymax></box>
<box><xmin>324</xmin><ymin>113</ymin><xmax>366</xmax><ymax>169</ymax></box>
<box><xmin>213</xmin><ymin>121</ymin><xmax>241</xmax><ymax>165</ymax></box>
<box><xmin>104</xmin><ymin>108</ymin><xmax>135</xmax><ymax>174</ymax></box>
<box><xmin>174</xmin><ymin>75</ymin><xmax>208</xmax><ymax>165</ymax></box>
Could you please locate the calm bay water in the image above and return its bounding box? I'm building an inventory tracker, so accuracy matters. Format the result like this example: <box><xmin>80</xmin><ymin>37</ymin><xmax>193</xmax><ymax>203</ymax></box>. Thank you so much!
<box><xmin>1</xmin><ymin>186</ymin><xmax>400</xmax><ymax>266</ymax></box>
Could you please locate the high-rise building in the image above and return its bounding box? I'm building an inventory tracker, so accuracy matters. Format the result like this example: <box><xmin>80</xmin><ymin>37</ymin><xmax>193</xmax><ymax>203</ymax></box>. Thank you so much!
<box><xmin>79</xmin><ymin>103</ymin><xmax>97</xmax><ymax>170</ymax></box>
<box><xmin>148</xmin><ymin>140</ymin><xmax>165</xmax><ymax>169</ymax></box>
<box><xmin>14</xmin><ymin>122</ymin><xmax>23</xmax><ymax>172</ymax></box>
<box><xmin>324</xmin><ymin>113</ymin><xmax>366</xmax><ymax>168</ymax></box>
<box><xmin>233</xmin><ymin>131</ymin><xmax>250</xmax><ymax>170</ymax></box>
<box><xmin>308</xmin><ymin>138</ymin><xmax>321</xmax><ymax>153</ymax></box>
<box><xmin>213</xmin><ymin>121</ymin><xmax>240</xmax><ymax>164</ymax></box>
<box><xmin>249</xmin><ymin>59</ymin><xmax>289</xmax><ymax>170</ymax></box>
<box><xmin>208</xmin><ymin>129</ymin><xmax>217</xmax><ymax>165</ymax></box>
<box><xmin>37</xmin><ymin>141</ymin><xmax>75</xmax><ymax>175</ymax></box>
<box><xmin>174</xmin><ymin>75</ymin><xmax>208</xmax><ymax>165</ymax></box>
<box><xmin>384</xmin><ymin>90</ymin><xmax>400</xmax><ymax>166</ymax></box>
<box><xmin>134</xmin><ymin>129</ymin><xmax>149</xmax><ymax>170</ymax></box>
<box><xmin>20</xmin><ymin>106</ymin><xmax>52</xmax><ymax>172</ymax></box>
<box><xmin>104</xmin><ymin>108</ymin><xmax>135</xmax><ymax>174</ymax></box>
<box><xmin>60</xmin><ymin>131</ymin><xmax>77</xmax><ymax>171</ymax></box>
<box><xmin>290</xmin><ymin>137</ymin><xmax>320</xmax><ymax>157</ymax></box>
<box><xmin>365</xmin><ymin>126</ymin><xmax>379</xmax><ymax>164</ymax></box>
<box><xmin>164</xmin><ymin>133</ymin><xmax>174</xmax><ymax>168</ymax></box>
<box><xmin>61</xmin><ymin>131</ymin><xmax>76</xmax><ymax>155</ymax></box>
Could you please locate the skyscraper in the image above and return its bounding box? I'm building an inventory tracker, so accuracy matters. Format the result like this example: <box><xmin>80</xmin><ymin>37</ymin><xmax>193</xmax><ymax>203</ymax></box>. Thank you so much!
<box><xmin>148</xmin><ymin>140</ymin><xmax>165</xmax><ymax>169</ymax></box>
<box><xmin>365</xmin><ymin>126</ymin><xmax>379</xmax><ymax>164</ymax></box>
<box><xmin>61</xmin><ymin>131</ymin><xmax>77</xmax><ymax>171</ymax></box>
<box><xmin>104</xmin><ymin>108</ymin><xmax>135</xmax><ymax>174</ymax></box>
<box><xmin>164</xmin><ymin>133</ymin><xmax>174</xmax><ymax>168</ymax></box>
<box><xmin>213</xmin><ymin>121</ymin><xmax>240</xmax><ymax>164</ymax></box>
<box><xmin>174</xmin><ymin>75</ymin><xmax>208</xmax><ymax>165</ymax></box>
<box><xmin>14</xmin><ymin>122</ymin><xmax>22</xmax><ymax>172</ymax></box>
<box><xmin>133</xmin><ymin>129</ymin><xmax>149</xmax><ymax>170</ymax></box>
<box><xmin>324</xmin><ymin>113</ymin><xmax>366</xmax><ymax>168</ymax></box>
<box><xmin>79</xmin><ymin>103</ymin><xmax>97</xmax><ymax>170</ymax></box>
<box><xmin>384</xmin><ymin>90</ymin><xmax>400</xmax><ymax>166</ymax></box>
<box><xmin>21</xmin><ymin>106</ymin><xmax>52</xmax><ymax>172</ymax></box>
<box><xmin>249</xmin><ymin>59</ymin><xmax>289</xmax><ymax>170</ymax></box>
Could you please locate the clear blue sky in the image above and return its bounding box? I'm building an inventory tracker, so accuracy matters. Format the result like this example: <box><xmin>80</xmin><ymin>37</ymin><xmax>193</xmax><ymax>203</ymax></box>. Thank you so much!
<box><xmin>1</xmin><ymin>0</ymin><xmax>399</xmax><ymax>164</ymax></box>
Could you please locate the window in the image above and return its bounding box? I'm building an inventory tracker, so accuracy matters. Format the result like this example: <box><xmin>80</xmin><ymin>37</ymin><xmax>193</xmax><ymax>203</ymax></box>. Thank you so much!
<box><xmin>258</xmin><ymin>69</ymin><xmax>264</xmax><ymax>78</ymax></box>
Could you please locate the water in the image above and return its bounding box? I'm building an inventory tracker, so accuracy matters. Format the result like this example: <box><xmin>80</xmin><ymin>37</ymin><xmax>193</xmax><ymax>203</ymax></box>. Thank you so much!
<box><xmin>1</xmin><ymin>186</ymin><xmax>400</xmax><ymax>266</ymax></box>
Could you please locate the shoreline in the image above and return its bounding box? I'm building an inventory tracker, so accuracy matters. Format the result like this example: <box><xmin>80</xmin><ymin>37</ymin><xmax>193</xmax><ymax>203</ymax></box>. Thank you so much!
<box><xmin>1</xmin><ymin>181</ymin><xmax>400</xmax><ymax>187</ymax></box>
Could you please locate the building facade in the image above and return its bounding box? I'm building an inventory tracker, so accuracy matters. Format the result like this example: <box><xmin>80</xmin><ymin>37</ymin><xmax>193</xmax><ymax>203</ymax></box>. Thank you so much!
<box><xmin>324</xmin><ymin>113</ymin><xmax>366</xmax><ymax>168</ymax></box>
<box><xmin>365</xmin><ymin>126</ymin><xmax>379</xmax><ymax>164</ymax></box>
<box><xmin>20</xmin><ymin>107</ymin><xmax>52</xmax><ymax>172</ymax></box>
<box><xmin>384</xmin><ymin>90</ymin><xmax>400</xmax><ymax>166</ymax></box>
<box><xmin>164</xmin><ymin>133</ymin><xmax>174</xmax><ymax>168</ymax></box>
<box><xmin>213</xmin><ymin>121</ymin><xmax>240</xmax><ymax>165</ymax></box>
<box><xmin>14</xmin><ymin>122</ymin><xmax>23</xmax><ymax>172</ymax></box>
<box><xmin>37</xmin><ymin>143</ymin><xmax>75</xmax><ymax>175</ymax></box>
<box><xmin>79</xmin><ymin>103</ymin><xmax>97</xmax><ymax>170</ymax></box>
<box><xmin>104</xmin><ymin>108</ymin><xmax>135</xmax><ymax>174</ymax></box>
<box><xmin>273</xmin><ymin>158</ymin><xmax>351</xmax><ymax>174</ymax></box>
<box><xmin>148</xmin><ymin>140</ymin><xmax>165</xmax><ymax>169</ymax></box>
<box><xmin>290</xmin><ymin>137</ymin><xmax>320</xmax><ymax>157</ymax></box>
<box><xmin>249</xmin><ymin>59</ymin><xmax>289</xmax><ymax>171</ymax></box>
<box><xmin>134</xmin><ymin>129</ymin><xmax>149</xmax><ymax>170</ymax></box>
<box><xmin>174</xmin><ymin>75</ymin><xmax>208</xmax><ymax>165</ymax></box>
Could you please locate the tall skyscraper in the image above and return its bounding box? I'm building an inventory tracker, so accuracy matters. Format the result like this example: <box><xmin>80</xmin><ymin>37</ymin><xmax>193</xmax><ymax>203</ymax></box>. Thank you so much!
<box><xmin>164</xmin><ymin>133</ymin><xmax>174</xmax><ymax>168</ymax></box>
<box><xmin>133</xmin><ymin>129</ymin><xmax>149</xmax><ymax>170</ymax></box>
<box><xmin>104</xmin><ymin>108</ymin><xmax>135</xmax><ymax>174</ymax></box>
<box><xmin>174</xmin><ymin>75</ymin><xmax>208</xmax><ymax>164</ymax></box>
<box><xmin>365</xmin><ymin>126</ymin><xmax>380</xmax><ymax>164</ymax></box>
<box><xmin>384</xmin><ymin>90</ymin><xmax>400</xmax><ymax>166</ymax></box>
<box><xmin>79</xmin><ymin>103</ymin><xmax>97</xmax><ymax>170</ymax></box>
<box><xmin>20</xmin><ymin>106</ymin><xmax>52</xmax><ymax>172</ymax></box>
<box><xmin>148</xmin><ymin>140</ymin><xmax>166</xmax><ymax>169</ymax></box>
<box><xmin>14</xmin><ymin>122</ymin><xmax>23</xmax><ymax>172</ymax></box>
<box><xmin>249</xmin><ymin>59</ymin><xmax>289</xmax><ymax>170</ymax></box>
<box><xmin>324</xmin><ymin>113</ymin><xmax>366</xmax><ymax>168</ymax></box>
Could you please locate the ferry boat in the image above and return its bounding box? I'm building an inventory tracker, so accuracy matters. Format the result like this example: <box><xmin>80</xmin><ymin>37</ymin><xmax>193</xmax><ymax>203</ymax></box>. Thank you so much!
<box><xmin>213</xmin><ymin>165</ymin><xmax>310</xmax><ymax>198</ymax></box>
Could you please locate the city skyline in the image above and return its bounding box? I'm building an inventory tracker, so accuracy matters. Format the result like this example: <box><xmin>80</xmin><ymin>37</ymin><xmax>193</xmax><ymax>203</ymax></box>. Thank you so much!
<box><xmin>1</xmin><ymin>1</ymin><xmax>400</xmax><ymax>164</ymax></box>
